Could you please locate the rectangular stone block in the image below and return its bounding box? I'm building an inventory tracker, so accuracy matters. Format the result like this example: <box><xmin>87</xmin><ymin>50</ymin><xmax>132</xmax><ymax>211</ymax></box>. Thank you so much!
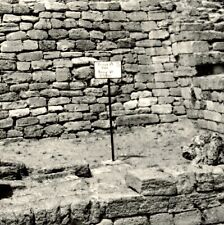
<box><xmin>125</xmin><ymin>168</ymin><xmax>177</xmax><ymax>196</ymax></box>
<box><xmin>9</xmin><ymin>108</ymin><xmax>30</xmax><ymax>118</ymax></box>
<box><xmin>114</xmin><ymin>216</ymin><xmax>148</xmax><ymax>225</ymax></box>
<box><xmin>1</xmin><ymin>40</ymin><xmax>23</xmax><ymax>52</ymax></box>
<box><xmin>116</xmin><ymin>114</ymin><xmax>159</xmax><ymax>126</ymax></box>
<box><xmin>64</xmin><ymin>121</ymin><xmax>91</xmax><ymax>132</ymax></box>
<box><xmin>174</xmin><ymin>210</ymin><xmax>201</xmax><ymax>225</ymax></box>
<box><xmin>172</xmin><ymin>41</ymin><xmax>209</xmax><ymax>55</ymax></box>
<box><xmin>203</xmin><ymin>205</ymin><xmax>224</xmax><ymax>224</ymax></box>
<box><xmin>151</xmin><ymin>104</ymin><xmax>172</xmax><ymax>114</ymax></box>
<box><xmin>17</xmin><ymin>51</ymin><xmax>43</xmax><ymax>61</ymax></box>
<box><xmin>0</xmin><ymin>118</ymin><xmax>13</xmax><ymax>129</ymax></box>
<box><xmin>150</xmin><ymin>213</ymin><xmax>173</xmax><ymax>225</ymax></box>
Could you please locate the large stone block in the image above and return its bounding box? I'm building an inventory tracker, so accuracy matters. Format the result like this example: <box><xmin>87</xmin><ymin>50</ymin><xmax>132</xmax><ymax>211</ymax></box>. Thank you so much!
<box><xmin>150</xmin><ymin>213</ymin><xmax>173</xmax><ymax>225</ymax></box>
<box><xmin>103</xmin><ymin>11</ymin><xmax>127</xmax><ymax>21</ymax></box>
<box><xmin>64</xmin><ymin>121</ymin><xmax>91</xmax><ymax>132</ymax></box>
<box><xmin>174</xmin><ymin>210</ymin><xmax>201</xmax><ymax>225</ymax></box>
<box><xmin>33</xmin><ymin>71</ymin><xmax>56</xmax><ymax>82</ymax></box>
<box><xmin>58</xmin><ymin>112</ymin><xmax>82</xmax><ymax>122</ymax></box>
<box><xmin>9</xmin><ymin>108</ymin><xmax>30</xmax><ymax>118</ymax></box>
<box><xmin>24</xmin><ymin>125</ymin><xmax>43</xmax><ymax>138</ymax></box>
<box><xmin>151</xmin><ymin>104</ymin><xmax>172</xmax><ymax>114</ymax></box>
<box><xmin>172</xmin><ymin>41</ymin><xmax>209</xmax><ymax>55</ymax></box>
<box><xmin>16</xmin><ymin>117</ymin><xmax>39</xmax><ymax>127</ymax></box>
<box><xmin>0</xmin><ymin>60</ymin><xmax>16</xmax><ymax>70</ymax></box>
<box><xmin>114</xmin><ymin>216</ymin><xmax>148</xmax><ymax>225</ymax></box>
<box><xmin>125</xmin><ymin>168</ymin><xmax>177</xmax><ymax>196</ymax></box>
<box><xmin>116</xmin><ymin>114</ymin><xmax>159</xmax><ymax>126</ymax></box>
<box><xmin>17</xmin><ymin>51</ymin><xmax>43</xmax><ymax>62</ymax></box>
<box><xmin>38</xmin><ymin>113</ymin><xmax>58</xmax><ymax>124</ymax></box>
<box><xmin>67</xmin><ymin>2</ymin><xmax>88</xmax><ymax>11</ymax></box>
<box><xmin>0</xmin><ymin>118</ymin><xmax>13</xmax><ymax>129</ymax></box>
<box><xmin>44</xmin><ymin>124</ymin><xmax>64</xmax><ymax>136</ymax></box>
<box><xmin>69</xmin><ymin>28</ymin><xmax>89</xmax><ymax>39</ymax></box>
<box><xmin>48</xmin><ymin>29</ymin><xmax>68</xmax><ymax>39</ymax></box>
<box><xmin>82</xmin><ymin>11</ymin><xmax>103</xmax><ymax>21</ymax></box>
<box><xmin>149</xmin><ymin>30</ymin><xmax>169</xmax><ymax>39</ymax></box>
<box><xmin>3</xmin><ymin>72</ymin><xmax>32</xmax><ymax>84</ymax></box>
<box><xmin>27</xmin><ymin>30</ymin><xmax>48</xmax><ymax>40</ymax></box>
<box><xmin>1</xmin><ymin>40</ymin><xmax>23</xmax><ymax>52</ymax></box>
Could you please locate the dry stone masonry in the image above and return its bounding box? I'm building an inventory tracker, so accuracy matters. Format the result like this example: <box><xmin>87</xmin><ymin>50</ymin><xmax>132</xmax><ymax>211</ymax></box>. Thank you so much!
<box><xmin>0</xmin><ymin>0</ymin><xmax>224</xmax><ymax>140</ymax></box>
<box><xmin>1</xmin><ymin>162</ymin><xmax>224</xmax><ymax>225</ymax></box>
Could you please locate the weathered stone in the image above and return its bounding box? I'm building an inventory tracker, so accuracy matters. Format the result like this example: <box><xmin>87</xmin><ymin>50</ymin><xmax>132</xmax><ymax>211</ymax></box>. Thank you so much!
<box><xmin>150</xmin><ymin>213</ymin><xmax>173</xmax><ymax>225</ymax></box>
<box><xmin>97</xmin><ymin>41</ymin><xmax>117</xmax><ymax>50</ymax></box>
<box><xmin>53</xmin><ymin>59</ymin><xmax>73</xmax><ymax>68</ymax></box>
<box><xmin>114</xmin><ymin>216</ymin><xmax>148</xmax><ymax>225</ymax></box>
<box><xmin>49</xmin><ymin>29</ymin><xmax>68</xmax><ymax>39</ymax></box>
<box><xmin>116</xmin><ymin>114</ymin><xmax>159</xmax><ymax>126</ymax></box>
<box><xmin>27</xmin><ymin>30</ymin><xmax>48</xmax><ymax>40</ymax></box>
<box><xmin>29</xmin><ymin>83</ymin><xmax>48</xmax><ymax>91</ymax></box>
<box><xmin>3</xmin><ymin>14</ymin><xmax>21</xmax><ymax>22</ymax></box>
<box><xmin>174</xmin><ymin>210</ymin><xmax>201</xmax><ymax>225</ymax></box>
<box><xmin>103</xmin><ymin>11</ymin><xmax>127</xmax><ymax>21</ymax></box>
<box><xmin>16</xmin><ymin>117</ymin><xmax>39</xmax><ymax>127</ymax></box>
<box><xmin>149</xmin><ymin>30</ymin><xmax>169</xmax><ymax>39</ymax></box>
<box><xmin>172</xmin><ymin>41</ymin><xmax>209</xmax><ymax>55</ymax></box>
<box><xmin>38</xmin><ymin>113</ymin><xmax>58</xmax><ymax>124</ymax></box>
<box><xmin>92</xmin><ymin>120</ymin><xmax>110</xmax><ymax>129</ymax></box>
<box><xmin>64</xmin><ymin>121</ymin><xmax>91</xmax><ymax>132</ymax></box>
<box><xmin>97</xmin><ymin>219</ymin><xmax>113</xmax><ymax>225</ymax></box>
<box><xmin>2</xmin><ymin>101</ymin><xmax>27</xmax><ymax>110</ymax></box>
<box><xmin>48</xmin><ymin>97</ymin><xmax>70</xmax><ymax>106</ymax></box>
<box><xmin>0</xmin><ymin>92</ymin><xmax>18</xmax><ymax>101</ymax></box>
<box><xmin>0</xmin><ymin>60</ymin><xmax>16</xmax><ymax>70</ymax></box>
<box><xmin>0</xmin><ymin>3</ymin><xmax>13</xmax><ymax>14</ymax></box>
<box><xmin>69</xmin><ymin>28</ymin><xmax>89</xmax><ymax>40</ymax></box>
<box><xmin>160</xmin><ymin>114</ymin><xmax>178</xmax><ymax>123</ymax></box>
<box><xmin>125</xmin><ymin>167</ymin><xmax>177</xmax><ymax>196</ymax></box>
<box><xmin>58</xmin><ymin>112</ymin><xmax>82</xmax><ymax>122</ymax></box>
<box><xmin>24</xmin><ymin>125</ymin><xmax>43</xmax><ymax>138</ymax></box>
<box><xmin>90</xmin><ymin>104</ymin><xmax>105</xmax><ymax>113</ymax></box>
<box><xmin>44</xmin><ymin>124</ymin><xmax>64</xmax><ymax>136</ymax></box>
<box><xmin>127</xmin><ymin>12</ymin><xmax>147</xmax><ymax>21</ymax></box>
<box><xmin>56</xmin><ymin>68</ymin><xmax>71</xmax><ymax>81</ymax></box>
<box><xmin>138</xmin><ymin>97</ymin><xmax>157</xmax><ymax>107</ymax></box>
<box><xmin>82</xmin><ymin>11</ymin><xmax>103</xmax><ymax>21</ymax></box>
<box><xmin>0</xmin><ymin>118</ymin><xmax>13</xmax><ymax>128</ymax></box>
<box><xmin>72</xmin><ymin>67</ymin><xmax>93</xmax><ymax>80</ymax></box>
<box><xmin>31</xmin><ymin>107</ymin><xmax>47</xmax><ymax>116</ymax></box>
<box><xmin>39</xmin><ymin>40</ymin><xmax>56</xmax><ymax>51</ymax></box>
<box><xmin>151</xmin><ymin>104</ymin><xmax>172</xmax><ymax>114</ymax></box>
<box><xmin>9</xmin><ymin>108</ymin><xmax>30</xmax><ymax>118</ymax></box>
<box><xmin>33</xmin><ymin>71</ymin><xmax>56</xmax><ymax>82</ymax></box>
<box><xmin>1</xmin><ymin>40</ymin><xmax>23</xmax><ymax>52</ymax></box>
<box><xmin>27</xmin><ymin>97</ymin><xmax>47</xmax><ymax>109</ymax></box>
<box><xmin>76</xmin><ymin>40</ymin><xmax>95</xmax><ymax>51</ymax></box>
<box><xmin>17</xmin><ymin>51</ymin><xmax>43</xmax><ymax>61</ymax></box>
<box><xmin>67</xmin><ymin>2</ymin><xmax>88</xmax><ymax>11</ymax></box>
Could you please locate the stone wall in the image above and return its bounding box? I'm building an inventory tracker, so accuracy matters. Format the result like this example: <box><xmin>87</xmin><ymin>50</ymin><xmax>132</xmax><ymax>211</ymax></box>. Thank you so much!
<box><xmin>0</xmin><ymin>0</ymin><xmax>224</xmax><ymax>140</ymax></box>
<box><xmin>2</xmin><ymin>164</ymin><xmax>224</xmax><ymax>225</ymax></box>
<box><xmin>176</xmin><ymin>0</ymin><xmax>224</xmax><ymax>134</ymax></box>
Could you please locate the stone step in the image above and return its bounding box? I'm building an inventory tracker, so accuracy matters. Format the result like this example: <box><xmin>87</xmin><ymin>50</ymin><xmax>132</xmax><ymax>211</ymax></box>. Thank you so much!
<box><xmin>125</xmin><ymin>167</ymin><xmax>177</xmax><ymax>196</ymax></box>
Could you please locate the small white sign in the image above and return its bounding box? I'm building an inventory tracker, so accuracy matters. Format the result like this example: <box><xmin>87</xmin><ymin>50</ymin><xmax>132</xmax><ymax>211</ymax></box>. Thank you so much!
<box><xmin>94</xmin><ymin>61</ymin><xmax>121</xmax><ymax>79</ymax></box>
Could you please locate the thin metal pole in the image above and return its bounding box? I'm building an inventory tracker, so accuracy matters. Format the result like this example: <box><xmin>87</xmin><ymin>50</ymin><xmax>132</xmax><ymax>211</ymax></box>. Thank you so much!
<box><xmin>108</xmin><ymin>79</ymin><xmax>115</xmax><ymax>161</ymax></box>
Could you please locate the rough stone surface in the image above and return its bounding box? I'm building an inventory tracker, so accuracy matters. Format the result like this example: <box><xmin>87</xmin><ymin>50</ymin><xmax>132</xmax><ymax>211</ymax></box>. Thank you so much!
<box><xmin>125</xmin><ymin>167</ymin><xmax>177</xmax><ymax>196</ymax></box>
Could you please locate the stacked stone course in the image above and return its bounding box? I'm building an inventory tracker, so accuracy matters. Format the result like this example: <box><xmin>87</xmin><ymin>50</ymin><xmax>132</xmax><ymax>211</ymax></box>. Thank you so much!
<box><xmin>2</xmin><ymin>164</ymin><xmax>224</xmax><ymax>224</ymax></box>
<box><xmin>0</xmin><ymin>0</ymin><xmax>224</xmax><ymax>139</ymax></box>
<box><xmin>0</xmin><ymin>0</ymin><xmax>186</xmax><ymax>140</ymax></box>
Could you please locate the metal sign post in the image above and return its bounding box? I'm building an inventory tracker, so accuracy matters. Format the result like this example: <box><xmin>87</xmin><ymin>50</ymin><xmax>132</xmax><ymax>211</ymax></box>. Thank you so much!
<box><xmin>107</xmin><ymin>78</ymin><xmax>115</xmax><ymax>161</ymax></box>
<box><xmin>94</xmin><ymin>61</ymin><xmax>121</xmax><ymax>161</ymax></box>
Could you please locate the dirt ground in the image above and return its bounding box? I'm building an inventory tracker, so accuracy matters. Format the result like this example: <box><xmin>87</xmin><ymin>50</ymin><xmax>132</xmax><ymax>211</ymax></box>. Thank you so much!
<box><xmin>0</xmin><ymin>117</ymin><xmax>208</xmax><ymax>211</ymax></box>
<box><xmin>0</xmin><ymin>117</ymin><xmax>200</xmax><ymax>170</ymax></box>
